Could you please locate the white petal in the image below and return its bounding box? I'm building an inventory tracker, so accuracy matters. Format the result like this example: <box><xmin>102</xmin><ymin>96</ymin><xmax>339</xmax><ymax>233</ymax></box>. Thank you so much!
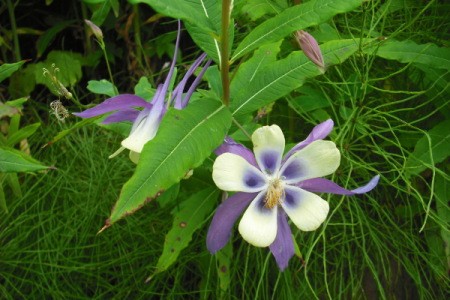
<box><xmin>213</xmin><ymin>153</ymin><xmax>267</xmax><ymax>192</ymax></box>
<box><xmin>252</xmin><ymin>125</ymin><xmax>285</xmax><ymax>175</ymax></box>
<box><xmin>280</xmin><ymin>140</ymin><xmax>340</xmax><ymax>183</ymax></box>
<box><xmin>281</xmin><ymin>186</ymin><xmax>329</xmax><ymax>231</ymax></box>
<box><xmin>238</xmin><ymin>193</ymin><xmax>278</xmax><ymax>247</ymax></box>
<box><xmin>121</xmin><ymin>115</ymin><xmax>160</xmax><ymax>153</ymax></box>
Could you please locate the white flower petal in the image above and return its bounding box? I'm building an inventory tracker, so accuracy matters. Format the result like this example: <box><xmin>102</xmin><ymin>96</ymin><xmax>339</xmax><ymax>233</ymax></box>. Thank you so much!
<box><xmin>281</xmin><ymin>185</ymin><xmax>329</xmax><ymax>231</ymax></box>
<box><xmin>280</xmin><ymin>140</ymin><xmax>340</xmax><ymax>183</ymax></box>
<box><xmin>213</xmin><ymin>153</ymin><xmax>267</xmax><ymax>192</ymax></box>
<box><xmin>252</xmin><ymin>125</ymin><xmax>285</xmax><ymax>175</ymax></box>
<box><xmin>121</xmin><ymin>115</ymin><xmax>160</xmax><ymax>153</ymax></box>
<box><xmin>238</xmin><ymin>193</ymin><xmax>278</xmax><ymax>247</ymax></box>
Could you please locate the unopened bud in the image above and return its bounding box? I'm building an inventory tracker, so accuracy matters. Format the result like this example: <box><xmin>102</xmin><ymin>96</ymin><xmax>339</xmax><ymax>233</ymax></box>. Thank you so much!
<box><xmin>295</xmin><ymin>30</ymin><xmax>325</xmax><ymax>72</ymax></box>
<box><xmin>85</xmin><ymin>19</ymin><xmax>103</xmax><ymax>40</ymax></box>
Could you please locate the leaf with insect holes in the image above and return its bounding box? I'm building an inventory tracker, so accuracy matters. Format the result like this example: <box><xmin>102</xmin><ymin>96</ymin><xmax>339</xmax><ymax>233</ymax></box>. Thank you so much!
<box><xmin>148</xmin><ymin>188</ymin><xmax>219</xmax><ymax>278</ymax></box>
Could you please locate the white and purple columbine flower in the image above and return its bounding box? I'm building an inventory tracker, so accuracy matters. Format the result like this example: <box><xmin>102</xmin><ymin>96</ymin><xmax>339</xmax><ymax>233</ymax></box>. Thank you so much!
<box><xmin>207</xmin><ymin>120</ymin><xmax>379</xmax><ymax>270</ymax></box>
<box><xmin>73</xmin><ymin>20</ymin><xmax>211</xmax><ymax>163</ymax></box>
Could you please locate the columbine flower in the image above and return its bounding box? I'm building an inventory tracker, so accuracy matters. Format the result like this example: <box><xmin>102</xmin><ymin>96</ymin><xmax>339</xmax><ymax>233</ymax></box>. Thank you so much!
<box><xmin>207</xmin><ymin>120</ymin><xmax>379</xmax><ymax>270</ymax></box>
<box><xmin>295</xmin><ymin>30</ymin><xmax>325</xmax><ymax>72</ymax></box>
<box><xmin>74</xmin><ymin>21</ymin><xmax>211</xmax><ymax>163</ymax></box>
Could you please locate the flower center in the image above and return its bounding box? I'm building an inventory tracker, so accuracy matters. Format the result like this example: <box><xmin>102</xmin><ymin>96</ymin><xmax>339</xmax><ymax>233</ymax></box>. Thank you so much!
<box><xmin>264</xmin><ymin>178</ymin><xmax>284</xmax><ymax>209</ymax></box>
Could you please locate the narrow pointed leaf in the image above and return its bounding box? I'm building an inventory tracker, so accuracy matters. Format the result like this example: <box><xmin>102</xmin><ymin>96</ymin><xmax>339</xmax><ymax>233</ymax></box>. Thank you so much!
<box><xmin>108</xmin><ymin>99</ymin><xmax>232</xmax><ymax>224</ymax></box>
<box><xmin>152</xmin><ymin>188</ymin><xmax>219</xmax><ymax>275</ymax></box>
<box><xmin>0</xmin><ymin>147</ymin><xmax>49</xmax><ymax>173</ymax></box>
<box><xmin>231</xmin><ymin>0</ymin><xmax>364</xmax><ymax>62</ymax></box>
<box><xmin>231</xmin><ymin>39</ymin><xmax>368</xmax><ymax>117</ymax></box>
<box><xmin>366</xmin><ymin>40</ymin><xmax>450</xmax><ymax>71</ymax></box>
<box><xmin>7</xmin><ymin>123</ymin><xmax>41</xmax><ymax>147</ymax></box>
<box><xmin>0</xmin><ymin>61</ymin><xmax>26</xmax><ymax>83</ymax></box>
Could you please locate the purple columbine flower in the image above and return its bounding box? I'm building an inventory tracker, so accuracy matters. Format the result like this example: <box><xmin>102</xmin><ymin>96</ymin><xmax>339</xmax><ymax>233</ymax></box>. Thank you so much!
<box><xmin>207</xmin><ymin>120</ymin><xmax>379</xmax><ymax>270</ymax></box>
<box><xmin>73</xmin><ymin>20</ymin><xmax>211</xmax><ymax>163</ymax></box>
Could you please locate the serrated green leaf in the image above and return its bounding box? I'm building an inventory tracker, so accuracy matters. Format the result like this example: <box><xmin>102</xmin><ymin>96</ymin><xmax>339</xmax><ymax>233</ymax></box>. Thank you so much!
<box><xmin>152</xmin><ymin>188</ymin><xmax>219</xmax><ymax>275</ymax></box>
<box><xmin>0</xmin><ymin>61</ymin><xmax>26</xmax><ymax>83</ymax></box>
<box><xmin>37</xmin><ymin>21</ymin><xmax>75</xmax><ymax>57</ymax></box>
<box><xmin>108</xmin><ymin>99</ymin><xmax>232</xmax><ymax>224</ymax></box>
<box><xmin>0</xmin><ymin>147</ymin><xmax>49</xmax><ymax>173</ymax></box>
<box><xmin>231</xmin><ymin>0</ymin><xmax>364</xmax><ymax>61</ymax></box>
<box><xmin>367</xmin><ymin>40</ymin><xmax>450</xmax><ymax>71</ymax></box>
<box><xmin>7</xmin><ymin>123</ymin><xmax>40</xmax><ymax>147</ymax></box>
<box><xmin>231</xmin><ymin>39</ymin><xmax>365</xmax><ymax>117</ymax></box>
<box><xmin>87</xmin><ymin>79</ymin><xmax>117</xmax><ymax>97</ymax></box>
<box><xmin>405</xmin><ymin>120</ymin><xmax>450</xmax><ymax>175</ymax></box>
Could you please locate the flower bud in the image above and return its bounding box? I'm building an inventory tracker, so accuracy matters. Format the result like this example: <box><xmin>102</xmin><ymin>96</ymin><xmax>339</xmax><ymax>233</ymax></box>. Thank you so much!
<box><xmin>295</xmin><ymin>30</ymin><xmax>325</xmax><ymax>72</ymax></box>
<box><xmin>85</xmin><ymin>19</ymin><xmax>103</xmax><ymax>41</ymax></box>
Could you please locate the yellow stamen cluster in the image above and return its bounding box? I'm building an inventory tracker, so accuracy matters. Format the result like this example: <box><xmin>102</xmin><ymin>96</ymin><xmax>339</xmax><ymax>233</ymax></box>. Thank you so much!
<box><xmin>265</xmin><ymin>178</ymin><xmax>285</xmax><ymax>209</ymax></box>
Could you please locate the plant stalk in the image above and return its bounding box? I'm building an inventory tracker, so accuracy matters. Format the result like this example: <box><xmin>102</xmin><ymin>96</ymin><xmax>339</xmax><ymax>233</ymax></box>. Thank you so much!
<box><xmin>220</xmin><ymin>0</ymin><xmax>232</xmax><ymax>107</ymax></box>
<box><xmin>7</xmin><ymin>0</ymin><xmax>21</xmax><ymax>61</ymax></box>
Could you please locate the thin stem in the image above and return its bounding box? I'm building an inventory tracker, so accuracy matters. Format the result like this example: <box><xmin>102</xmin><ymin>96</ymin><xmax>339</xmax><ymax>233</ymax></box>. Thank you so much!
<box><xmin>220</xmin><ymin>0</ymin><xmax>232</xmax><ymax>106</ymax></box>
<box><xmin>7</xmin><ymin>0</ymin><xmax>21</xmax><ymax>61</ymax></box>
<box><xmin>232</xmin><ymin>118</ymin><xmax>251</xmax><ymax>140</ymax></box>
<box><xmin>99</xmin><ymin>41</ymin><xmax>118</xmax><ymax>95</ymax></box>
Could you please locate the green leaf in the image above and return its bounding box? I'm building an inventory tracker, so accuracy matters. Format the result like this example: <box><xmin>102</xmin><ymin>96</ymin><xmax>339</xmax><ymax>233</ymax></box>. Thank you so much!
<box><xmin>7</xmin><ymin>123</ymin><xmax>40</xmax><ymax>147</ymax></box>
<box><xmin>240</xmin><ymin>0</ymin><xmax>286</xmax><ymax>21</ymax></box>
<box><xmin>368</xmin><ymin>40</ymin><xmax>450</xmax><ymax>71</ymax></box>
<box><xmin>231</xmin><ymin>39</ymin><xmax>366</xmax><ymax>117</ymax></box>
<box><xmin>434</xmin><ymin>173</ymin><xmax>450</xmax><ymax>273</ymax></box>
<box><xmin>0</xmin><ymin>147</ymin><xmax>49</xmax><ymax>173</ymax></box>
<box><xmin>231</xmin><ymin>0</ymin><xmax>364</xmax><ymax>62</ymax></box>
<box><xmin>91</xmin><ymin>1</ymin><xmax>111</xmax><ymax>25</ymax></box>
<box><xmin>287</xmin><ymin>85</ymin><xmax>330</xmax><ymax>114</ymax></box>
<box><xmin>129</xmin><ymin>0</ymin><xmax>217</xmax><ymax>33</ymax></box>
<box><xmin>87</xmin><ymin>79</ymin><xmax>117</xmax><ymax>97</ymax></box>
<box><xmin>0</xmin><ymin>97</ymin><xmax>28</xmax><ymax>118</ymax></box>
<box><xmin>36</xmin><ymin>21</ymin><xmax>75</xmax><ymax>57</ymax></box>
<box><xmin>35</xmin><ymin>51</ymin><xmax>83</xmax><ymax>90</ymax></box>
<box><xmin>107</xmin><ymin>99</ymin><xmax>232</xmax><ymax>225</ymax></box>
<box><xmin>151</xmin><ymin>188</ymin><xmax>219</xmax><ymax>276</ymax></box>
<box><xmin>134</xmin><ymin>76</ymin><xmax>155</xmax><ymax>100</ymax></box>
<box><xmin>215</xmin><ymin>242</ymin><xmax>232</xmax><ymax>293</ymax></box>
<box><xmin>0</xmin><ymin>61</ymin><xmax>26</xmax><ymax>83</ymax></box>
<box><xmin>405</xmin><ymin>120</ymin><xmax>450</xmax><ymax>175</ymax></box>
<box><xmin>0</xmin><ymin>182</ymin><xmax>7</xmax><ymax>213</ymax></box>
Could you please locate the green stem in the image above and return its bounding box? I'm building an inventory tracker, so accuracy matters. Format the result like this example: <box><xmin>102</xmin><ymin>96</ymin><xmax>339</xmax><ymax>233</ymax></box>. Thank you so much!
<box><xmin>7</xmin><ymin>0</ymin><xmax>21</xmax><ymax>61</ymax></box>
<box><xmin>220</xmin><ymin>0</ymin><xmax>232</xmax><ymax>106</ymax></box>
<box><xmin>232</xmin><ymin>118</ymin><xmax>251</xmax><ymax>140</ymax></box>
<box><xmin>81</xmin><ymin>2</ymin><xmax>92</xmax><ymax>53</ymax></box>
<box><xmin>99</xmin><ymin>42</ymin><xmax>118</xmax><ymax>95</ymax></box>
<box><xmin>132</xmin><ymin>5</ymin><xmax>144</xmax><ymax>71</ymax></box>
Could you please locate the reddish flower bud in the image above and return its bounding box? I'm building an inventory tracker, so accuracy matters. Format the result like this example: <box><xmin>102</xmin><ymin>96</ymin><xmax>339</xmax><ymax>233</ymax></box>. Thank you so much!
<box><xmin>85</xmin><ymin>19</ymin><xmax>103</xmax><ymax>41</ymax></box>
<box><xmin>295</xmin><ymin>30</ymin><xmax>325</xmax><ymax>72</ymax></box>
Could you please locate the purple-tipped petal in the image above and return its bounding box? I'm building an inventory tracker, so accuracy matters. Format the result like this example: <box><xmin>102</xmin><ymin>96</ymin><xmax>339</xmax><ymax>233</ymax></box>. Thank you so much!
<box><xmin>207</xmin><ymin>192</ymin><xmax>257</xmax><ymax>253</ymax></box>
<box><xmin>215</xmin><ymin>137</ymin><xmax>258</xmax><ymax>167</ymax></box>
<box><xmin>173</xmin><ymin>53</ymin><xmax>207</xmax><ymax>109</ymax></box>
<box><xmin>102</xmin><ymin>108</ymin><xmax>141</xmax><ymax>124</ymax></box>
<box><xmin>269</xmin><ymin>210</ymin><xmax>294</xmax><ymax>271</ymax></box>
<box><xmin>283</xmin><ymin>119</ymin><xmax>334</xmax><ymax>161</ymax></box>
<box><xmin>298</xmin><ymin>175</ymin><xmax>380</xmax><ymax>195</ymax></box>
<box><xmin>159</xmin><ymin>20</ymin><xmax>181</xmax><ymax>97</ymax></box>
<box><xmin>176</xmin><ymin>58</ymin><xmax>212</xmax><ymax>109</ymax></box>
<box><xmin>73</xmin><ymin>94</ymin><xmax>149</xmax><ymax>118</ymax></box>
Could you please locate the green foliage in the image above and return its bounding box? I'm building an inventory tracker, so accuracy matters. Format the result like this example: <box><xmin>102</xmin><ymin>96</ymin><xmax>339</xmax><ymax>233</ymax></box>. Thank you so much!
<box><xmin>152</xmin><ymin>188</ymin><xmax>219</xmax><ymax>277</ymax></box>
<box><xmin>108</xmin><ymin>100</ymin><xmax>232</xmax><ymax>224</ymax></box>
<box><xmin>231</xmin><ymin>0</ymin><xmax>365</xmax><ymax>61</ymax></box>
<box><xmin>87</xmin><ymin>79</ymin><xmax>116</xmax><ymax>97</ymax></box>
<box><xmin>0</xmin><ymin>61</ymin><xmax>26</xmax><ymax>83</ymax></box>
<box><xmin>405</xmin><ymin>120</ymin><xmax>450</xmax><ymax>176</ymax></box>
<box><xmin>0</xmin><ymin>147</ymin><xmax>49</xmax><ymax>173</ymax></box>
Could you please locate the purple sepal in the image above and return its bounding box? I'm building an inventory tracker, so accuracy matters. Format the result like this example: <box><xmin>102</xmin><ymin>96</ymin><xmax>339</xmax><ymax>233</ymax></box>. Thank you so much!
<box><xmin>215</xmin><ymin>136</ymin><xmax>258</xmax><ymax>167</ymax></box>
<box><xmin>269</xmin><ymin>210</ymin><xmax>294</xmax><ymax>271</ymax></box>
<box><xmin>206</xmin><ymin>192</ymin><xmax>257</xmax><ymax>253</ymax></box>
<box><xmin>102</xmin><ymin>108</ymin><xmax>141</xmax><ymax>124</ymax></box>
<box><xmin>298</xmin><ymin>175</ymin><xmax>380</xmax><ymax>195</ymax></box>
<box><xmin>283</xmin><ymin>119</ymin><xmax>334</xmax><ymax>161</ymax></box>
<box><xmin>73</xmin><ymin>94</ymin><xmax>149</xmax><ymax>118</ymax></box>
